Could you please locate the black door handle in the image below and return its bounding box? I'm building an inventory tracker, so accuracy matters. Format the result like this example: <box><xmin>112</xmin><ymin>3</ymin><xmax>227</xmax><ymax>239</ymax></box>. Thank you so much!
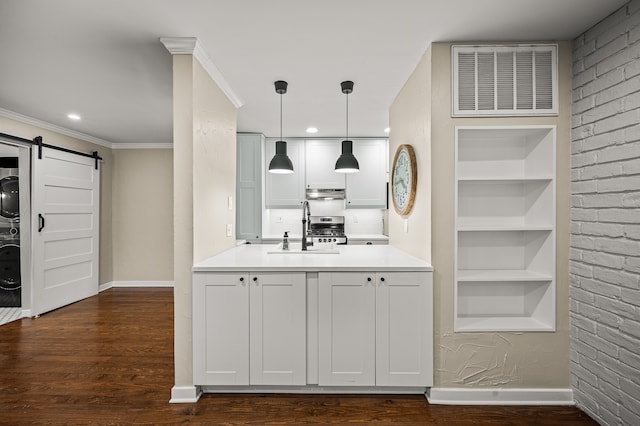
<box><xmin>38</xmin><ymin>213</ymin><xmax>45</xmax><ymax>232</ymax></box>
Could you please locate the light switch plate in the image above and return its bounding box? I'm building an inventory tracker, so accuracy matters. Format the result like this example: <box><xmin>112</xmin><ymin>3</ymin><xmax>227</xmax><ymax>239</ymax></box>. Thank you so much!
<box><xmin>226</xmin><ymin>224</ymin><xmax>233</xmax><ymax>237</ymax></box>
<box><xmin>228</xmin><ymin>196</ymin><xmax>233</xmax><ymax>210</ymax></box>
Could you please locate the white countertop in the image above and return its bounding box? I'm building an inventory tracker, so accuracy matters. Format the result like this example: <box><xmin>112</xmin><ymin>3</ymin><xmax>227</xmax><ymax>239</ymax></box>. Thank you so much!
<box><xmin>193</xmin><ymin>243</ymin><xmax>431</xmax><ymax>272</ymax></box>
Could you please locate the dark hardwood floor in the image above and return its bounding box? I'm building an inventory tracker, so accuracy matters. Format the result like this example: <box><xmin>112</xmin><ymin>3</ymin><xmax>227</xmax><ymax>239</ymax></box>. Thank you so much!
<box><xmin>0</xmin><ymin>288</ymin><xmax>597</xmax><ymax>425</ymax></box>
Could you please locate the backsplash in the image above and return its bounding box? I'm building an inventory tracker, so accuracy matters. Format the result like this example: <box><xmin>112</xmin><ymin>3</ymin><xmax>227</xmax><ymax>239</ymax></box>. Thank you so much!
<box><xmin>263</xmin><ymin>200</ymin><xmax>385</xmax><ymax>236</ymax></box>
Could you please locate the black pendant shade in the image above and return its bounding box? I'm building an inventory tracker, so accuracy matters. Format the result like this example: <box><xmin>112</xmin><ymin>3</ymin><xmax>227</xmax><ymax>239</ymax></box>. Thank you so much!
<box><xmin>335</xmin><ymin>140</ymin><xmax>359</xmax><ymax>173</ymax></box>
<box><xmin>335</xmin><ymin>80</ymin><xmax>359</xmax><ymax>173</ymax></box>
<box><xmin>268</xmin><ymin>80</ymin><xmax>294</xmax><ymax>174</ymax></box>
<box><xmin>269</xmin><ymin>140</ymin><xmax>294</xmax><ymax>174</ymax></box>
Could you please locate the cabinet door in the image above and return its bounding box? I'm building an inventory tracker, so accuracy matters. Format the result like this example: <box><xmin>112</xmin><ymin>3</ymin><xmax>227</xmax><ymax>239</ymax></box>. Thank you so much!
<box><xmin>375</xmin><ymin>272</ymin><xmax>433</xmax><ymax>386</ymax></box>
<box><xmin>250</xmin><ymin>272</ymin><xmax>306</xmax><ymax>385</ymax></box>
<box><xmin>236</xmin><ymin>134</ymin><xmax>262</xmax><ymax>242</ymax></box>
<box><xmin>346</xmin><ymin>139</ymin><xmax>387</xmax><ymax>208</ymax></box>
<box><xmin>193</xmin><ymin>273</ymin><xmax>249</xmax><ymax>385</ymax></box>
<box><xmin>305</xmin><ymin>140</ymin><xmax>345</xmax><ymax>189</ymax></box>
<box><xmin>265</xmin><ymin>139</ymin><xmax>306</xmax><ymax>207</ymax></box>
<box><xmin>318</xmin><ymin>272</ymin><xmax>375</xmax><ymax>386</ymax></box>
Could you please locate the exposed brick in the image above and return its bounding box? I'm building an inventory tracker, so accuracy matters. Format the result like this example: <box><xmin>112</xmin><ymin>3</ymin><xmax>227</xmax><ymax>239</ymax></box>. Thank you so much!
<box><xmin>580</xmin><ymin>222</ymin><xmax>625</xmax><ymax>238</ymax></box>
<box><xmin>571</xmin><ymin>285</ymin><xmax>596</xmax><ymax>303</ymax></box>
<box><xmin>621</xmin><ymin>158</ymin><xmax>640</xmax><ymax>175</ymax></box>
<box><xmin>597</xmin><ymin>141</ymin><xmax>640</xmax><ymax>163</ymax></box>
<box><xmin>585</xmin><ymin>6</ymin><xmax>632</xmax><ymax>43</ymax></box>
<box><xmin>595</xmin><ymin>236</ymin><xmax>640</xmax><ymax>256</ymax></box>
<box><xmin>581</xmin><ymin>130</ymin><xmax>624</xmax><ymax>152</ymax></box>
<box><xmin>595</xmin><ymin>74</ymin><xmax>640</xmax><ymax>105</ymax></box>
<box><xmin>572</xmin><ymin>311</ymin><xmax>598</xmax><ymax>333</ymax></box>
<box><xmin>621</xmin><ymin>379</ymin><xmax>640</xmax><ymax>404</ymax></box>
<box><xmin>597</xmin><ymin>176</ymin><xmax>640</xmax><ymax>193</ymax></box>
<box><xmin>571</xmin><ymin>180</ymin><xmax>597</xmax><ymax>194</ymax></box>
<box><xmin>625</xmin><ymin>123</ymin><xmax>640</xmax><ymax>142</ymax></box>
<box><xmin>596</xmin><ymin>295</ymin><xmax>637</xmax><ymax>320</ymax></box>
<box><xmin>580</xmin><ymin>327</ymin><xmax>619</xmax><ymax>358</ymax></box>
<box><xmin>571</xmin><ymin>195</ymin><xmax>583</xmax><ymax>208</ymax></box>
<box><xmin>598</xmin><ymin>208</ymin><xmax>640</xmax><ymax>223</ymax></box>
<box><xmin>571</xmin><ymin>114</ymin><xmax>582</xmax><ymax>130</ymax></box>
<box><xmin>574</xmin><ymin>36</ymin><xmax>596</xmax><ymax>62</ymax></box>
<box><xmin>573</xmin><ymin>68</ymin><xmax>596</xmax><ymax>90</ymax></box>
<box><xmin>623</xmin><ymin>89</ymin><xmax>640</xmax><ymax>111</ymax></box>
<box><xmin>579</xmin><ymin>162</ymin><xmax>622</xmax><ymax>181</ymax></box>
<box><xmin>625</xmin><ymin>256</ymin><xmax>640</xmax><ymax>273</ymax></box>
<box><xmin>581</xmin><ymin>193</ymin><xmax>625</xmax><ymax>207</ymax></box>
<box><xmin>572</xmin><ymin>208</ymin><xmax>598</xmax><ymax>222</ymax></box>
<box><xmin>620</xmin><ymin>405</ymin><xmax>640</xmax><ymax>426</ymax></box>
<box><xmin>593</xmin><ymin>110</ymin><xmax>639</xmax><ymax>135</ymax></box>
<box><xmin>571</xmin><ymin>334</ymin><xmax>599</xmax><ymax>359</ymax></box>
<box><xmin>584</xmin><ymin>35</ymin><xmax>628</xmax><ymax>70</ymax></box>
<box><xmin>624</xmin><ymin>223</ymin><xmax>640</xmax><ymax>239</ymax></box>
<box><xmin>619</xmin><ymin>389</ymin><xmax>640</xmax><ymax>418</ymax></box>
<box><xmin>582</xmin><ymin>99</ymin><xmax>624</xmax><ymax>124</ymax></box>
<box><xmin>597</xmin><ymin>323</ymin><xmax>639</xmax><ymax>353</ymax></box>
<box><xmin>578</xmin><ymin>302</ymin><xmax>622</xmax><ymax>328</ymax></box>
<box><xmin>595</xmin><ymin>46</ymin><xmax>630</xmax><ymax>77</ymax></box>
<box><xmin>572</xmin><ymin>123</ymin><xmax>595</xmax><ymax>141</ymax></box>
<box><xmin>620</xmin><ymin>347</ymin><xmax>640</xmax><ymax>370</ymax></box>
<box><xmin>580</xmin><ymin>277</ymin><xmax>622</xmax><ymax>298</ymax></box>
<box><xmin>582</xmin><ymin>68</ymin><xmax>625</xmax><ymax>97</ymax></box>
<box><xmin>571</xmin><ymin>235</ymin><xmax>595</xmax><ymax>250</ymax></box>
<box><xmin>583</xmin><ymin>251</ymin><xmax>625</xmax><ymax>270</ymax></box>
<box><xmin>621</xmin><ymin>287</ymin><xmax>640</xmax><ymax>305</ymax></box>
<box><xmin>594</xmin><ymin>266</ymin><xmax>640</xmax><ymax>289</ymax></box>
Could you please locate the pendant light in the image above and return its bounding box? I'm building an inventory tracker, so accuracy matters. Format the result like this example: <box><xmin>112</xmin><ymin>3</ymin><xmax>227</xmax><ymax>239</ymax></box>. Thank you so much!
<box><xmin>335</xmin><ymin>80</ymin><xmax>359</xmax><ymax>173</ymax></box>
<box><xmin>268</xmin><ymin>80</ymin><xmax>294</xmax><ymax>174</ymax></box>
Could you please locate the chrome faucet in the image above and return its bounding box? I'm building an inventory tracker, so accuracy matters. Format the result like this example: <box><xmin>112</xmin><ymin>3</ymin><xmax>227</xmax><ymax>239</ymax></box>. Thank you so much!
<box><xmin>301</xmin><ymin>200</ymin><xmax>312</xmax><ymax>251</ymax></box>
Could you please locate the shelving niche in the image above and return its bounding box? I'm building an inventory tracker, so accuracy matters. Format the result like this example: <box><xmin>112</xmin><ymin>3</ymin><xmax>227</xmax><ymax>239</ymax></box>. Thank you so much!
<box><xmin>455</xmin><ymin>126</ymin><xmax>556</xmax><ymax>332</ymax></box>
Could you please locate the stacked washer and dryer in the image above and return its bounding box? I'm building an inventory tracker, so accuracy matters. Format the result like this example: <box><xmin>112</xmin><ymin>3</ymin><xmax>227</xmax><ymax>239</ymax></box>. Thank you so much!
<box><xmin>0</xmin><ymin>157</ymin><xmax>21</xmax><ymax>307</ymax></box>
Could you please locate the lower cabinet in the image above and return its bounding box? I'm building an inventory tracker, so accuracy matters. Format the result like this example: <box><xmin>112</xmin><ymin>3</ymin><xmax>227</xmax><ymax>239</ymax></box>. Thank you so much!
<box><xmin>318</xmin><ymin>271</ymin><xmax>433</xmax><ymax>387</ymax></box>
<box><xmin>193</xmin><ymin>272</ymin><xmax>306</xmax><ymax>386</ymax></box>
<box><xmin>193</xmin><ymin>270</ymin><xmax>433</xmax><ymax>389</ymax></box>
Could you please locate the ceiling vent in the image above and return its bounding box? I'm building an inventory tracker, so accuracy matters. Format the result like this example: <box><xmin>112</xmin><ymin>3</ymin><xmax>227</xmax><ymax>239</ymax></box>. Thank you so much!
<box><xmin>452</xmin><ymin>44</ymin><xmax>558</xmax><ymax>116</ymax></box>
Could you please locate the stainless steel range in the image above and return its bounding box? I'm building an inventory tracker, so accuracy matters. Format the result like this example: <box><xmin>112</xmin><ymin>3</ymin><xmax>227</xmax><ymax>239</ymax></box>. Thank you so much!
<box><xmin>308</xmin><ymin>216</ymin><xmax>347</xmax><ymax>246</ymax></box>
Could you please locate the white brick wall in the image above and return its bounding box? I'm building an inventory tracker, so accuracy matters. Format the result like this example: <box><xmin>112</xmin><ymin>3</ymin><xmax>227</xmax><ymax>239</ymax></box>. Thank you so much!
<box><xmin>572</xmin><ymin>2</ymin><xmax>640</xmax><ymax>425</ymax></box>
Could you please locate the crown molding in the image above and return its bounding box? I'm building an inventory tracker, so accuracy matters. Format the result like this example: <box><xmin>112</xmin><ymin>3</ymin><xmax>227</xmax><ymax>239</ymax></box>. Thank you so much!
<box><xmin>160</xmin><ymin>37</ymin><xmax>244</xmax><ymax>109</ymax></box>
<box><xmin>112</xmin><ymin>143</ymin><xmax>173</xmax><ymax>150</ymax></box>
<box><xmin>0</xmin><ymin>107</ymin><xmax>114</xmax><ymax>149</ymax></box>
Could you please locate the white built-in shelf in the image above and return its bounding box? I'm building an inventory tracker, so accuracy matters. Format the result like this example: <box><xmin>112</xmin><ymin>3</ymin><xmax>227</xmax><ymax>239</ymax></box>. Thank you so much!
<box><xmin>454</xmin><ymin>126</ymin><xmax>556</xmax><ymax>332</ymax></box>
<box><xmin>457</xmin><ymin>269</ymin><xmax>553</xmax><ymax>282</ymax></box>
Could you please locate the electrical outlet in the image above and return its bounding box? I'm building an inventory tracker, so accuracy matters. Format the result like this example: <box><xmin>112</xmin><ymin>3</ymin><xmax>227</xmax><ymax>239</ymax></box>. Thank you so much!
<box><xmin>276</xmin><ymin>216</ymin><xmax>283</xmax><ymax>223</ymax></box>
<box><xmin>226</xmin><ymin>224</ymin><xmax>233</xmax><ymax>237</ymax></box>
<box><xmin>228</xmin><ymin>196</ymin><xmax>233</xmax><ymax>210</ymax></box>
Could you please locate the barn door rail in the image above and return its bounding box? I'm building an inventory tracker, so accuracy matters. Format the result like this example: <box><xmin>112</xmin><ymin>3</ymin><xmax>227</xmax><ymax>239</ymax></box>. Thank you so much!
<box><xmin>0</xmin><ymin>133</ymin><xmax>103</xmax><ymax>170</ymax></box>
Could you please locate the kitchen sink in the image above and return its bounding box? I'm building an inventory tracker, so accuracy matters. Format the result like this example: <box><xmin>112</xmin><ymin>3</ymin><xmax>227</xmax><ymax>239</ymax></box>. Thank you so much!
<box><xmin>267</xmin><ymin>242</ymin><xmax>339</xmax><ymax>254</ymax></box>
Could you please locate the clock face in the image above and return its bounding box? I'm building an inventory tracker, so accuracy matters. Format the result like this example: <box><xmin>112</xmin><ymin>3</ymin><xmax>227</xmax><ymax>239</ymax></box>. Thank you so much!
<box><xmin>392</xmin><ymin>145</ymin><xmax>416</xmax><ymax>215</ymax></box>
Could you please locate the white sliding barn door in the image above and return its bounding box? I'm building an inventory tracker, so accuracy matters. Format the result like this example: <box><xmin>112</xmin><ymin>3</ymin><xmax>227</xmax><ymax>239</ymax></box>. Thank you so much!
<box><xmin>31</xmin><ymin>147</ymin><xmax>100</xmax><ymax>316</ymax></box>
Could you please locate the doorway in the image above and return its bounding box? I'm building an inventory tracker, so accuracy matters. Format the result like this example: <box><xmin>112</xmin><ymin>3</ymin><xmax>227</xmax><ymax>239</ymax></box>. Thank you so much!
<box><xmin>0</xmin><ymin>140</ymin><xmax>31</xmax><ymax>325</ymax></box>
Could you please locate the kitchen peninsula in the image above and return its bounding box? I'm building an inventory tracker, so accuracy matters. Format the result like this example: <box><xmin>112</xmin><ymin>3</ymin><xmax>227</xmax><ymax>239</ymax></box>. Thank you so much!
<box><xmin>192</xmin><ymin>244</ymin><xmax>433</xmax><ymax>395</ymax></box>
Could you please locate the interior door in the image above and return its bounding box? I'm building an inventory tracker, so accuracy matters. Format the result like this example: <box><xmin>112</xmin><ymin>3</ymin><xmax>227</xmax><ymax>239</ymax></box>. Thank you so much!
<box><xmin>31</xmin><ymin>147</ymin><xmax>100</xmax><ymax>316</ymax></box>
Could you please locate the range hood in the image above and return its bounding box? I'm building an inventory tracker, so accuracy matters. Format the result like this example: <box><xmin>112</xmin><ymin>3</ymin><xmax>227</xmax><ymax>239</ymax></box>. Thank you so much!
<box><xmin>305</xmin><ymin>188</ymin><xmax>346</xmax><ymax>200</ymax></box>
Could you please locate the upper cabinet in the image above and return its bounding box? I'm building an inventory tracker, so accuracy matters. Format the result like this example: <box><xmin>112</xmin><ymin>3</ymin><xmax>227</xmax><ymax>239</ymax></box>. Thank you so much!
<box><xmin>346</xmin><ymin>140</ymin><xmax>387</xmax><ymax>208</ymax></box>
<box><xmin>305</xmin><ymin>140</ymin><xmax>345</xmax><ymax>189</ymax></box>
<box><xmin>264</xmin><ymin>139</ymin><xmax>306</xmax><ymax>208</ymax></box>
<box><xmin>236</xmin><ymin>134</ymin><xmax>263</xmax><ymax>242</ymax></box>
<box><xmin>263</xmin><ymin>137</ymin><xmax>388</xmax><ymax>209</ymax></box>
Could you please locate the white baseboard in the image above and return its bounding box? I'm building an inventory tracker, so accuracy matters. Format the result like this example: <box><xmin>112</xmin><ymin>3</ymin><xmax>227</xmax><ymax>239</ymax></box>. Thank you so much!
<box><xmin>170</xmin><ymin>385</ymin><xmax>202</xmax><ymax>403</ymax></box>
<box><xmin>21</xmin><ymin>309</ymin><xmax>31</xmax><ymax>318</ymax></box>
<box><xmin>426</xmin><ymin>388</ymin><xmax>574</xmax><ymax>406</ymax></box>
<box><xmin>100</xmin><ymin>281</ymin><xmax>174</xmax><ymax>292</ymax></box>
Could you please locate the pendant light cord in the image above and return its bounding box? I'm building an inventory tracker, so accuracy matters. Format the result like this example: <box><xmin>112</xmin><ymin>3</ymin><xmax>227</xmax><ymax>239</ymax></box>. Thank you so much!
<box><xmin>345</xmin><ymin>91</ymin><xmax>349</xmax><ymax>140</ymax></box>
<box><xmin>280</xmin><ymin>91</ymin><xmax>283</xmax><ymax>141</ymax></box>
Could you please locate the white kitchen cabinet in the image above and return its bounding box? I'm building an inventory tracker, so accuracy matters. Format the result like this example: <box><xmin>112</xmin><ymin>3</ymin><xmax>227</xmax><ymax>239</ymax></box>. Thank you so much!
<box><xmin>265</xmin><ymin>138</ymin><xmax>306</xmax><ymax>208</ymax></box>
<box><xmin>318</xmin><ymin>271</ymin><xmax>433</xmax><ymax>387</ymax></box>
<box><xmin>455</xmin><ymin>126</ymin><xmax>556</xmax><ymax>332</ymax></box>
<box><xmin>305</xmin><ymin>140</ymin><xmax>345</xmax><ymax>189</ymax></box>
<box><xmin>346</xmin><ymin>139</ymin><xmax>388</xmax><ymax>208</ymax></box>
<box><xmin>193</xmin><ymin>272</ymin><xmax>306</xmax><ymax>386</ymax></box>
<box><xmin>236</xmin><ymin>133</ymin><xmax>263</xmax><ymax>242</ymax></box>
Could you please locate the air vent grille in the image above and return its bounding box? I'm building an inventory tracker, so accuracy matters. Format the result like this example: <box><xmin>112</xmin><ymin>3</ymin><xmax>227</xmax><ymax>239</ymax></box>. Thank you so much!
<box><xmin>452</xmin><ymin>45</ymin><xmax>558</xmax><ymax>116</ymax></box>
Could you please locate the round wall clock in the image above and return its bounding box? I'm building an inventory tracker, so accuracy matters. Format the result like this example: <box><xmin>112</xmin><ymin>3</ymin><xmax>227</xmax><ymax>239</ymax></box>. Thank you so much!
<box><xmin>391</xmin><ymin>144</ymin><xmax>417</xmax><ymax>215</ymax></box>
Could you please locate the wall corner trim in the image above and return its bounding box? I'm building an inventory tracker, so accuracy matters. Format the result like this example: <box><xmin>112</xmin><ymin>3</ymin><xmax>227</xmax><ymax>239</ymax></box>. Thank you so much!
<box><xmin>170</xmin><ymin>385</ymin><xmax>202</xmax><ymax>403</ymax></box>
<box><xmin>426</xmin><ymin>387</ymin><xmax>574</xmax><ymax>406</ymax></box>
<box><xmin>160</xmin><ymin>37</ymin><xmax>244</xmax><ymax>109</ymax></box>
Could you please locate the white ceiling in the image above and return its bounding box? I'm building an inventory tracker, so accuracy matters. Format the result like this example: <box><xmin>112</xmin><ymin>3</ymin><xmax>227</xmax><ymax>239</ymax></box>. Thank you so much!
<box><xmin>0</xmin><ymin>0</ymin><xmax>628</xmax><ymax>146</ymax></box>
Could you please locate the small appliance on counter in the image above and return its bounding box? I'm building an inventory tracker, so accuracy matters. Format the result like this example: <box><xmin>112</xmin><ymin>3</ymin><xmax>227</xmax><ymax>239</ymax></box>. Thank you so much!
<box><xmin>308</xmin><ymin>216</ymin><xmax>347</xmax><ymax>246</ymax></box>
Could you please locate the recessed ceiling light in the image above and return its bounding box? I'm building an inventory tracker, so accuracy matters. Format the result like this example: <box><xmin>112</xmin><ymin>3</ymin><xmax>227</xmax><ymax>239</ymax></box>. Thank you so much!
<box><xmin>67</xmin><ymin>113</ymin><xmax>81</xmax><ymax>121</ymax></box>
<box><xmin>384</xmin><ymin>127</ymin><xmax>390</xmax><ymax>134</ymax></box>
<box><xmin>306</xmin><ymin>127</ymin><xmax>318</xmax><ymax>134</ymax></box>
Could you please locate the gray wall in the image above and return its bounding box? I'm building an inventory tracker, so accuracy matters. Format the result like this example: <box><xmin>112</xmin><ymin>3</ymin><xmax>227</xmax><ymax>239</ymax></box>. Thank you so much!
<box><xmin>571</xmin><ymin>1</ymin><xmax>640</xmax><ymax>425</ymax></box>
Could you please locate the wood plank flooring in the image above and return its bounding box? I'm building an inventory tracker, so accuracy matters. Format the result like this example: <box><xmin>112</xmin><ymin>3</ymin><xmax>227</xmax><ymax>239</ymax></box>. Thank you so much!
<box><xmin>0</xmin><ymin>288</ymin><xmax>597</xmax><ymax>425</ymax></box>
